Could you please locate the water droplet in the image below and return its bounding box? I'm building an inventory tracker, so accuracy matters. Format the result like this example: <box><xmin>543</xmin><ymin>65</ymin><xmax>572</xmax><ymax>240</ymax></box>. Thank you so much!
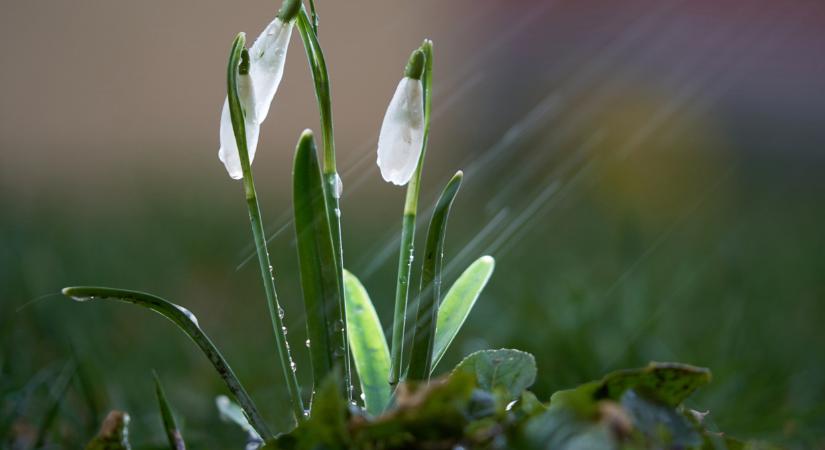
<box><xmin>334</xmin><ymin>208</ymin><xmax>341</xmax><ymax>218</ymax></box>
<box><xmin>290</xmin><ymin>361</ymin><xmax>297</xmax><ymax>372</ymax></box>
<box><xmin>175</xmin><ymin>305</ymin><xmax>200</xmax><ymax>327</ymax></box>
<box><xmin>305</xmin><ymin>339</ymin><xmax>311</xmax><ymax>348</ymax></box>
<box><xmin>278</xmin><ymin>307</ymin><xmax>285</xmax><ymax>319</ymax></box>
<box><xmin>281</xmin><ymin>325</ymin><xmax>288</xmax><ymax>335</ymax></box>
<box><xmin>331</xmin><ymin>173</ymin><xmax>343</xmax><ymax>198</ymax></box>
<box><xmin>359</xmin><ymin>392</ymin><xmax>366</xmax><ymax>401</ymax></box>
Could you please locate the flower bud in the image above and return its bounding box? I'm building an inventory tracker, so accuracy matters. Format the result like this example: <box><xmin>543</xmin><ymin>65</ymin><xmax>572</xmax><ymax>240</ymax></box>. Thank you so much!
<box><xmin>376</xmin><ymin>50</ymin><xmax>426</xmax><ymax>186</ymax></box>
<box><xmin>219</xmin><ymin>50</ymin><xmax>260</xmax><ymax>180</ymax></box>
<box><xmin>218</xmin><ymin>10</ymin><xmax>295</xmax><ymax>179</ymax></box>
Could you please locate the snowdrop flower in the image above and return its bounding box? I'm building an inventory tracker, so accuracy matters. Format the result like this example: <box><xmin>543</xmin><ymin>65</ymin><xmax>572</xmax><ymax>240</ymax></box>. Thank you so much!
<box><xmin>377</xmin><ymin>49</ymin><xmax>426</xmax><ymax>186</ymax></box>
<box><xmin>218</xmin><ymin>0</ymin><xmax>300</xmax><ymax>180</ymax></box>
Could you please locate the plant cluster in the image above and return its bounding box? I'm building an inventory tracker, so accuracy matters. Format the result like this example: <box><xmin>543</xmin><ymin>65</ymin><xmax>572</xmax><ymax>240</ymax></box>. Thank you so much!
<box><xmin>56</xmin><ymin>1</ymin><xmax>775</xmax><ymax>449</ymax></box>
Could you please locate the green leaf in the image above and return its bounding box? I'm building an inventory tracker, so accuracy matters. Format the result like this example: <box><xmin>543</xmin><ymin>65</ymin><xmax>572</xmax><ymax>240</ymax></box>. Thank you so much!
<box><xmin>153</xmin><ymin>372</ymin><xmax>186</xmax><ymax>450</ymax></box>
<box><xmin>431</xmin><ymin>256</ymin><xmax>495</xmax><ymax>372</ymax></box>
<box><xmin>453</xmin><ymin>349</ymin><xmax>537</xmax><ymax>400</ymax></box>
<box><xmin>61</xmin><ymin>286</ymin><xmax>273</xmax><ymax>440</ymax></box>
<box><xmin>343</xmin><ymin>270</ymin><xmax>391</xmax><ymax>416</ymax></box>
<box><xmin>85</xmin><ymin>411</ymin><xmax>132</xmax><ymax>450</ymax></box>
<box><xmin>294</xmin><ymin>130</ymin><xmax>347</xmax><ymax>394</ymax></box>
<box><xmin>406</xmin><ymin>171</ymin><xmax>463</xmax><ymax>380</ymax></box>
<box><xmin>598</xmin><ymin>362</ymin><xmax>712</xmax><ymax>408</ymax></box>
<box><xmin>620</xmin><ymin>389</ymin><xmax>700</xmax><ymax>448</ymax></box>
<box><xmin>351</xmin><ymin>372</ymin><xmax>476</xmax><ymax>446</ymax></box>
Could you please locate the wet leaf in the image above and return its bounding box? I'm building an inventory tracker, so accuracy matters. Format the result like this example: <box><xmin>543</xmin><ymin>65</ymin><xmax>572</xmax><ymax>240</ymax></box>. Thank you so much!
<box><xmin>454</xmin><ymin>349</ymin><xmax>537</xmax><ymax>400</ymax></box>
<box><xmin>294</xmin><ymin>131</ymin><xmax>347</xmax><ymax>393</ymax></box>
<box><xmin>431</xmin><ymin>255</ymin><xmax>495</xmax><ymax>373</ymax></box>
<box><xmin>407</xmin><ymin>171</ymin><xmax>463</xmax><ymax>380</ymax></box>
<box><xmin>61</xmin><ymin>286</ymin><xmax>273</xmax><ymax>440</ymax></box>
<box><xmin>343</xmin><ymin>270</ymin><xmax>391</xmax><ymax>416</ymax></box>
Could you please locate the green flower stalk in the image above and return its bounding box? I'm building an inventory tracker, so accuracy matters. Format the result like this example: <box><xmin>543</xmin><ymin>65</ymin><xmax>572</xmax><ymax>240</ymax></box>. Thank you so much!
<box><xmin>387</xmin><ymin>41</ymin><xmax>434</xmax><ymax>384</ymax></box>
<box><xmin>224</xmin><ymin>32</ymin><xmax>304</xmax><ymax>423</ymax></box>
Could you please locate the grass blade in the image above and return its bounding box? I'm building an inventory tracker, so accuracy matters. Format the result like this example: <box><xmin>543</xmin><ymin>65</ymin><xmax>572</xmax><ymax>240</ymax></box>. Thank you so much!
<box><xmin>342</xmin><ymin>270</ymin><xmax>391</xmax><ymax>416</ymax></box>
<box><xmin>294</xmin><ymin>130</ymin><xmax>347</xmax><ymax>395</ymax></box>
<box><xmin>406</xmin><ymin>171</ymin><xmax>463</xmax><ymax>380</ymax></box>
<box><xmin>153</xmin><ymin>371</ymin><xmax>186</xmax><ymax>450</ymax></box>
<box><xmin>430</xmin><ymin>255</ymin><xmax>495</xmax><ymax>373</ymax></box>
<box><xmin>33</xmin><ymin>360</ymin><xmax>75</xmax><ymax>448</ymax></box>
<box><xmin>61</xmin><ymin>286</ymin><xmax>273</xmax><ymax>441</ymax></box>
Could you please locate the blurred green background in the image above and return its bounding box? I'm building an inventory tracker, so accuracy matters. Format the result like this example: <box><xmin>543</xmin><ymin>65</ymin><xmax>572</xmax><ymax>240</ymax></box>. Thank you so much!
<box><xmin>2</xmin><ymin>0</ymin><xmax>824</xmax><ymax>448</ymax></box>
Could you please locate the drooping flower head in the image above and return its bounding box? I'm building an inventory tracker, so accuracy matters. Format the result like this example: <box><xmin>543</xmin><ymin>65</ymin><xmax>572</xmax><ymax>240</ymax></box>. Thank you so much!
<box><xmin>218</xmin><ymin>0</ymin><xmax>301</xmax><ymax>180</ymax></box>
<box><xmin>376</xmin><ymin>49</ymin><xmax>426</xmax><ymax>186</ymax></box>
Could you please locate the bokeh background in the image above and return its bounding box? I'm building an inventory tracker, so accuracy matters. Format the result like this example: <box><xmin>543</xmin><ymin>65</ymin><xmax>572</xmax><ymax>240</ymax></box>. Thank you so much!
<box><xmin>2</xmin><ymin>0</ymin><xmax>825</xmax><ymax>448</ymax></box>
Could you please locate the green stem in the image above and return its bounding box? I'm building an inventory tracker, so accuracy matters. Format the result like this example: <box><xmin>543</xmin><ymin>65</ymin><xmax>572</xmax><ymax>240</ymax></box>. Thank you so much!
<box><xmin>389</xmin><ymin>40</ymin><xmax>433</xmax><ymax>384</ymax></box>
<box><xmin>295</xmin><ymin>8</ymin><xmax>351</xmax><ymax>400</ymax></box>
<box><xmin>226</xmin><ymin>33</ymin><xmax>305</xmax><ymax>422</ymax></box>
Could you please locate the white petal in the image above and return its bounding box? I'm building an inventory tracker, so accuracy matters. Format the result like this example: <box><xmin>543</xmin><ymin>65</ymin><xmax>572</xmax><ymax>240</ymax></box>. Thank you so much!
<box><xmin>218</xmin><ymin>74</ymin><xmax>260</xmax><ymax>180</ymax></box>
<box><xmin>376</xmin><ymin>77</ymin><xmax>425</xmax><ymax>186</ymax></box>
<box><xmin>248</xmin><ymin>17</ymin><xmax>293</xmax><ymax>122</ymax></box>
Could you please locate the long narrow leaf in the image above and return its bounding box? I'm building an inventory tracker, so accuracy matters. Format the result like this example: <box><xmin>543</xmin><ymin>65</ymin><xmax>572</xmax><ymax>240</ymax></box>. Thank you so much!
<box><xmin>294</xmin><ymin>130</ymin><xmax>346</xmax><ymax>394</ymax></box>
<box><xmin>61</xmin><ymin>286</ymin><xmax>273</xmax><ymax>440</ymax></box>
<box><xmin>431</xmin><ymin>255</ymin><xmax>495</xmax><ymax>372</ymax></box>
<box><xmin>295</xmin><ymin>5</ymin><xmax>352</xmax><ymax>401</ymax></box>
<box><xmin>406</xmin><ymin>171</ymin><xmax>463</xmax><ymax>380</ymax></box>
<box><xmin>153</xmin><ymin>372</ymin><xmax>186</xmax><ymax>450</ymax></box>
<box><xmin>342</xmin><ymin>270</ymin><xmax>391</xmax><ymax>416</ymax></box>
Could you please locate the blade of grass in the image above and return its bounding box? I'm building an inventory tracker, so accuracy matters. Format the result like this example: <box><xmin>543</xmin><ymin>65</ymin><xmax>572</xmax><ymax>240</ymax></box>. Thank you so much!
<box><xmin>406</xmin><ymin>171</ymin><xmax>463</xmax><ymax>381</ymax></box>
<box><xmin>226</xmin><ymin>32</ymin><xmax>305</xmax><ymax>422</ymax></box>
<box><xmin>342</xmin><ymin>270</ymin><xmax>391</xmax><ymax>416</ymax></box>
<box><xmin>60</xmin><ymin>286</ymin><xmax>273</xmax><ymax>440</ymax></box>
<box><xmin>431</xmin><ymin>255</ymin><xmax>495</xmax><ymax>373</ymax></box>
<box><xmin>389</xmin><ymin>39</ymin><xmax>434</xmax><ymax>385</ymax></box>
<box><xmin>33</xmin><ymin>360</ymin><xmax>75</xmax><ymax>448</ymax></box>
<box><xmin>70</xmin><ymin>343</ymin><xmax>102</xmax><ymax>434</ymax></box>
<box><xmin>153</xmin><ymin>371</ymin><xmax>186</xmax><ymax>450</ymax></box>
<box><xmin>295</xmin><ymin>6</ymin><xmax>351</xmax><ymax>400</ymax></box>
<box><xmin>294</xmin><ymin>130</ymin><xmax>347</xmax><ymax>395</ymax></box>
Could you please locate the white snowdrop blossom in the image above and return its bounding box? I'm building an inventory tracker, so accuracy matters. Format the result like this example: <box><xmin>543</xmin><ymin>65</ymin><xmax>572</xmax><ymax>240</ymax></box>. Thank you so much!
<box><xmin>377</xmin><ymin>65</ymin><xmax>425</xmax><ymax>185</ymax></box>
<box><xmin>219</xmin><ymin>70</ymin><xmax>260</xmax><ymax>180</ymax></box>
<box><xmin>248</xmin><ymin>17</ymin><xmax>294</xmax><ymax>122</ymax></box>
<box><xmin>218</xmin><ymin>16</ymin><xmax>294</xmax><ymax>179</ymax></box>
